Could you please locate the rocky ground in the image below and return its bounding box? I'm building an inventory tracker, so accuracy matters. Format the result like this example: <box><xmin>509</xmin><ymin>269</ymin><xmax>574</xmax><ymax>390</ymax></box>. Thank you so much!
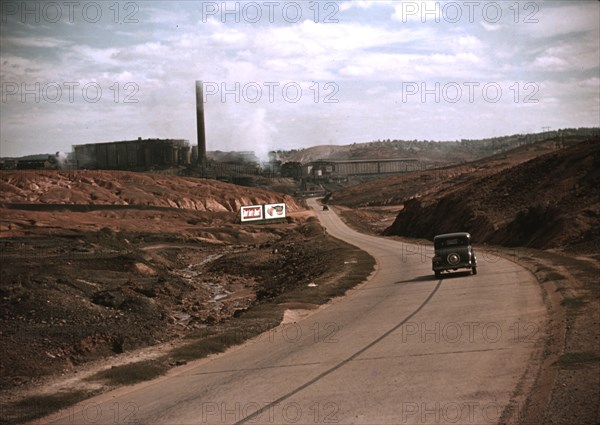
<box><xmin>0</xmin><ymin>224</ymin><xmax>327</xmax><ymax>389</ymax></box>
<box><xmin>0</xmin><ymin>172</ymin><xmax>343</xmax><ymax>394</ymax></box>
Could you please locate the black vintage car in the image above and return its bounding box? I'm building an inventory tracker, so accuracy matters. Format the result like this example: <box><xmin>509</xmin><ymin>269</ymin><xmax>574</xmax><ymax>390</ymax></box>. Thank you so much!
<box><xmin>432</xmin><ymin>232</ymin><xmax>477</xmax><ymax>278</ymax></box>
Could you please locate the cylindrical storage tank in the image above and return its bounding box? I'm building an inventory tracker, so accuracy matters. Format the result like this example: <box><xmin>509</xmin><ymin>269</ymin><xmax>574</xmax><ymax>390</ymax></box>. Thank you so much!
<box><xmin>183</xmin><ymin>146</ymin><xmax>192</xmax><ymax>165</ymax></box>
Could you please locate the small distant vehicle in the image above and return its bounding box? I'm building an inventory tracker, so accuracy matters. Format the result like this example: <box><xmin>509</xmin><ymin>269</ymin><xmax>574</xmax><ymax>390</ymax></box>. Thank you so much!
<box><xmin>322</xmin><ymin>205</ymin><xmax>329</xmax><ymax>211</ymax></box>
<box><xmin>432</xmin><ymin>232</ymin><xmax>477</xmax><ymax>278</ymax></box>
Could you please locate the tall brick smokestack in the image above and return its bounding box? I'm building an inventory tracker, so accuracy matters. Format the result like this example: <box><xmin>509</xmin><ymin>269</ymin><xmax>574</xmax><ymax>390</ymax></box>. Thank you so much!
<box><xmin>195</xmin><ymin>80</ymin><xmax>207</xmax><ymax>164</ymax></box>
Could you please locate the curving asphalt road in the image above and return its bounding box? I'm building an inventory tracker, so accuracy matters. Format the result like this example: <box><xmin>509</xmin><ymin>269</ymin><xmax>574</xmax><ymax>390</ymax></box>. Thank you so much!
<box><xmin>39</xmin><ymin>199</ymin><xmax>547</xmax><ymax>425</ymax></box>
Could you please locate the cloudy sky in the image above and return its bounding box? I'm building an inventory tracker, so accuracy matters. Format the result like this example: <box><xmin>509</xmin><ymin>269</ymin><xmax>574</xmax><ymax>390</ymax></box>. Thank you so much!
<box><xmin>1</xmin><ymin>1</ymin><xmax>598</xmax><ymax>158</ymax></box>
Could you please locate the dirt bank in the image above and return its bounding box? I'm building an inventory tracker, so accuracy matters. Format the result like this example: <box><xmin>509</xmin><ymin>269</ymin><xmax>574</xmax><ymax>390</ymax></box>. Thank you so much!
<box><xmin>383</xmin><ymin>139</ymin><xmax>599</xmax><ymax>255</ymax></box>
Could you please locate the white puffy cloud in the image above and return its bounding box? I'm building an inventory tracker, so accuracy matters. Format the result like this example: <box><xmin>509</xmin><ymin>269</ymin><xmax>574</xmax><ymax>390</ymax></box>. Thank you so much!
<box><xmin>339</xmin><ymin>0</ymin><xmax>395</xmax><ymax>12</ymax></box>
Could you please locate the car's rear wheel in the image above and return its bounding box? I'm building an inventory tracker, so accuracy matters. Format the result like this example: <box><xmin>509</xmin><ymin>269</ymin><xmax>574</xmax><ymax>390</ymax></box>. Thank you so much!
<box><xmin>472</xmin><ymin>266</ymin><xmax>477</xmax><ymax>275</ymax></box>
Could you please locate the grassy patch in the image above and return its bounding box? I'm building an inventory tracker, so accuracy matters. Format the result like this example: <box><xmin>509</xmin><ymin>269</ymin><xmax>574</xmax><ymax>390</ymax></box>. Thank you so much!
<box><xmin>171</xmin><ymin>308</ymin><xmax>284</xmax><ymax>362</ymax></box>
<box><xmin>560</xmin><ymin>297</ymin><xmax>587</xmax><ymax>309</ymax></box>
<box><xmin>542</xmin><ymin>271</ymin><xmax>567</xmax><ymax>282</ymax></box>
<box><xmin>169</xmin><ymin>338</ymin><xmax>229</xmax><ymax>361</ymax></box>
<box><xmin>278</xmin><ymin>244</ymin><xmax>374</xmax><ymax>305</ymax></box>
<box><xmin>535</xmin><ymin>265</ymin><xmax>553</xmax><ymax>273</ymax></box>
<box><xmin>169</xmin><ymin>236</ymin><xmax>375</xmax><ymax>363</ymax></box>
<box><xmin>556</xmin><ymin>352</ymin><xmax>600</xmax><ymax>367</ymax></box>
<box><xmin>2</xmin><ymin>390</ymin><xmax>95</xmax><ymax>425</ymax></box>
<box><xmin>87</xmin><ymin>360</ymin><xmax>168</xmax><ymax>386</ymax></box>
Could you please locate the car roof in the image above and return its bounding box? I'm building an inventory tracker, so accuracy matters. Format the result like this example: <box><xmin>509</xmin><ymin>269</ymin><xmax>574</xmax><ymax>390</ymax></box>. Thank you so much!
<box><xmin>433</xmin><ymin>232</ymin><xmax>471</xmax><ymax>240</ymax></box>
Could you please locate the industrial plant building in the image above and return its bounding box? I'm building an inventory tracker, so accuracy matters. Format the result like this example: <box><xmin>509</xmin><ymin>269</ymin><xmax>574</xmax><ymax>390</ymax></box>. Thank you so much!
<box><xmin>68</xmin><ymin>81</ymin><xmax>205</xmax><ymax>171</ymax></box>
<box><xmin>304</xmin><ymin>158</ymin><xmax>422</xmax><ymax>180</ymax></box>
<box><xmin>73</xmin><ymin>138</ymin><xmax>192</xmax><ymax>170</ymax></box>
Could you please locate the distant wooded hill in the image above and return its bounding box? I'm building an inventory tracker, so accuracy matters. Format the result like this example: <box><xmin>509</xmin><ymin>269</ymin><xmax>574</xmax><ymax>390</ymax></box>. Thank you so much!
<box><xmin>274</xmin><ymin>128</ymin><xmax>598</xmax><ymax>165</ymax></box>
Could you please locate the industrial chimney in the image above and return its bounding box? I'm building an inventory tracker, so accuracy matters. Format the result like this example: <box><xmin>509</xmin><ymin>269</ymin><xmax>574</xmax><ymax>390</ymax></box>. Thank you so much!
<box><xmin>195</xmin><ymin>80</ymin><xmax>207</xmax><ymax>164</ymax></box>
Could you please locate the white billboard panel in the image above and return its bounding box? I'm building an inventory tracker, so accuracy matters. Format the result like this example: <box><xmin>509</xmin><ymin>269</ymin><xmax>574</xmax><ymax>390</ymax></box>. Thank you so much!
<box><xmin>240</xmin><ymin>205</ymin><xmax>263</xmax><ymax>222</ymax></box>
<box><xmin>265</xmin><ymin>203</ymin><xmax>286</xmax><ymax>220</ymax></box>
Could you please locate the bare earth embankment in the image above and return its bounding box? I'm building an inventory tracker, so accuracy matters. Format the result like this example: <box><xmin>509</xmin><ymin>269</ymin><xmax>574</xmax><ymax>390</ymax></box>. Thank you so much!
<box><xmin>383</xmin><ymin>139</ymin><xmax>599</xmax><ymax>254</ymax></box>
<box><xmin>0</xmin><ymin>171</ymin><xmax>374</xmax><ymax>424</ymax></box>
<box><xmin>331</xmin><ymin>136</ymin><xmax>600</xmax><ymax>424</ymax></box>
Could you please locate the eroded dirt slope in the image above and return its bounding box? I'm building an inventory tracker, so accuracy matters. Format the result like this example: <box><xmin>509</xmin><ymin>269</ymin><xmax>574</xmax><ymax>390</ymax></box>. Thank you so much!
<box><xmin>0</xmin><ymin>171</ymin><xmax>319</xmax><ymax>391</ymax></box>
<box><xmin>383</xmin><ymin>138</ymin><xmax>599</xmax><ymax>254</ymax></box>
<box><xmin>330</xmin><ymin>136</ymin><xmax>599</xmax><ymax>255</ymax></box>
<box><xmin>0</xmin><ymin>170</ymin><xmax>301</xmax><ymax>213</ymax></box>
<box><xmin>330</xmin><ymin>138</ymin><xmax>575</xmax><ymax>208</ymax></box>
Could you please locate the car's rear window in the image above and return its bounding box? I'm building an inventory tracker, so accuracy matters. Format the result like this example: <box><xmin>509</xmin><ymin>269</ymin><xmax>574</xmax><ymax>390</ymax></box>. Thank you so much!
<box><xmin>435</xmin><ymin>237</ymin><xmax>468</xmax><ymax>249</ymax></box>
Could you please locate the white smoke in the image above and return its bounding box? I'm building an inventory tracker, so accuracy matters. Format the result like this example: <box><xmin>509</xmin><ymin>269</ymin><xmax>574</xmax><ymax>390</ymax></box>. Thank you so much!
<box><xmin>55</xmin><ymin>151</ymin><xmax>68</xmax><ymax>169</ymax></box>
<box><xmin>239</xmin><ymin>108</ymin><xmax>278</xmax><ymax>163</ymax></box>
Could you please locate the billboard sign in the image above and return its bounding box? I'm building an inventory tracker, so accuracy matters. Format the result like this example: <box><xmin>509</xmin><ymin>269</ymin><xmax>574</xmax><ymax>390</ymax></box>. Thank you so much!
<box><xmin>240</xmin><ymin>205</ymin><xmax>263</xmax><ymax>222</ymax></box>
<box><xmin>265</xmin><ymin>203</ymin><xmax>286</xmax><ymax>220</ymax></box>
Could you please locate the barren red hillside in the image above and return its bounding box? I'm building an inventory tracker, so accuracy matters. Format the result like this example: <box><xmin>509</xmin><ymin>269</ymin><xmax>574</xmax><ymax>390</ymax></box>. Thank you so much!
<box><xmin>330</xmin><ymin>138</ymin><xmax>568</xmax><ymax>208</ymax></box>
<box><xmin>0</xmin><ymin>170</ymin><xmax>301</xmax><ymax>212</ymax></box>
<box><xmin>384</xmin><ymin>138</ymin><xmax>600</xmax><ymax>254</ymax></box>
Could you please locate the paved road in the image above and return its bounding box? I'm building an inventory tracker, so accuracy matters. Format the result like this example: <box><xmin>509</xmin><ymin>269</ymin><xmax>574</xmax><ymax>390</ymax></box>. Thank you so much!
<box><xmin>40</xmin><ymin>199</ymin><xmax>546</xmax><ymax>425</ymax></box>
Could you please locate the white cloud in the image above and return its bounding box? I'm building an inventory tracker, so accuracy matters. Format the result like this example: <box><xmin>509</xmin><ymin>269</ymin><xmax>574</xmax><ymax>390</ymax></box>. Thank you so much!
<box><xmin>1</xmin><ymin>36</ymin><xmax>69</xmax><ymax>48</ymax></box>
<box><xmin>339</xmin><ymin>1</ymin><xmax>394</xmax><ymax>12</ymax></box>
<box><xmin>339</xmin><ymin>65</ymin><xmax>374</xmax><ymax>77</ymax></box>
<box><xmin>210</xmin><ymin>27</ymin><xmax>247</xmax><ymax>45</ymax></box>
<box><xmin>522</xmin><ymin>3</ymin><xmax>599</xmax><ymax>39</ymax></box>
<box><xmin>255</xmin><ymin>20</ymin><xmax>422</xmax><ymax>57</ymax></box>
<box><xmin>480</xmin><ymin>22</ymin><xmax>503</xmax><ymax>32</ymax></box>
<box><xmin>529</xmin><ymin>40</ymin><xmax>599</xmax><ymax>73</ymax></box>
<box><xmin>578</xmin><ymin>77</ymin><xmax>600</xmax><ymax>90</ymax></box>
<box><xmin>455</xmin><ymin>36</ymin><xmax>483</xmax><ymax>52</ymax></box>
<box><xmin>532</xmin><ymin>55</ymin><xmax>570</xmax><ymax>71</ymax></box>
<box><xmin>366</xmin><ymin>85</ymin><xmax>387</xmax><ymax>95</ymax></box>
